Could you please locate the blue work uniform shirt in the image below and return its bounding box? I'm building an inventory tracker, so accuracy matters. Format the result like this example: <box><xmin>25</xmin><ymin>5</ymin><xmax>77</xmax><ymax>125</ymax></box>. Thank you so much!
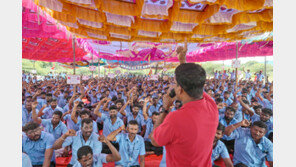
<box><xmin>219</xmin><ymin>116</ymin><xmax>239</xmax><ymax>140</ymax></box>
<box><xmin>212</xmin><ymin>140</ymin><xmax>230</xmax><ymax>164</ymax></box>
<box><xmin>42</xmin><ymin>106</ymin><xmax>64</xmax><ymax>119</ymax></box>
<box><xmin>62</xmin><ymin>131</ymin><xmax>102</xmax><ymax>165</ymax></box>
<box><xmin>232</xmin><ymin>127</ymin><xmax>273</xmax><ymax>167</ymax></box>
<box><xmin>73</xmin><ymin>153</ymin><xmax>107</xmax><ymax>167</ymax></box>
<box><xmin>22</xmin><ymin>131</ymin><xmax>55</xmax><ymax>165</ymax></box>
<box><xmin>41</xmin><ymin>119</ymin><xmax>68</xmax><ymax>140</ymax></box>
<box><xmin>114</xmin><ymin>133</ymin><xmax>146</xmax><ymax>166</ymax></box>
<box><xmin>144</xmin><ymin>118</ymin><xmax>154</xmax><ymax>142</ymax></box>
<box><xmin>99</xmin><ymin>113</ymin><xmax>124</xmax><ymax>137</ymax></box>
<box><xmin>126</xmin><ymin>112</ymin><xmax>146</xmax><ymax>133</ymax></box>
<box><xmin>63</xmin><ymin>114</ymin><xmax>80</xmax><ymax>131</ymax></box>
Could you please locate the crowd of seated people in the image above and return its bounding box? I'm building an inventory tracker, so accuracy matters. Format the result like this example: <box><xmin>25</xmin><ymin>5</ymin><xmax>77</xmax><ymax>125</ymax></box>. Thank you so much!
<box><xmin>22</xmin><ymin>67</ymin><xmax>273</xmax><ymax>167</ymax></box>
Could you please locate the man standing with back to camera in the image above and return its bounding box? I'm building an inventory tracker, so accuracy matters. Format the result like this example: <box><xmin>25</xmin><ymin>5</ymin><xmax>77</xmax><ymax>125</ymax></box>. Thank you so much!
<box><xmin>149</xmin><ymin>45</ymin><xmax>219</xmax><ymax>167</ymax></box>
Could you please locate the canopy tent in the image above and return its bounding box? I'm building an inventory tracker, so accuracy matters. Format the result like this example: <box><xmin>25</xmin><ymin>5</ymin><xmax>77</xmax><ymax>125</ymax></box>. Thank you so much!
<box><xmin>22</xmin><ymin>0</ymin><xmax>273</xmax><ymax>67</ymax></box>
<box><xmin>30</xmin><ymin>0</ymin><xmax>272</xmax><ymax>43</ymax></box>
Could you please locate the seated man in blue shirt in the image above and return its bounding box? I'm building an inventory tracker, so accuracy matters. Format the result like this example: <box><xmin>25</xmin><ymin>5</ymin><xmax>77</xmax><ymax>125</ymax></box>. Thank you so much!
<box><xmin>22</xmin><ymin>122</ymin><xmax>55</xmax><ymax>167</ymax></box>
<box><xmin>212</xmin><ymin>123</ymin><xmax>233</xmax><ymax>167</ymax></box>
<box><xmin>107</xmin><ymin>120</ymin><xmax>146</xmax><ymax>167</ymax></box>
<box><xmin>94</xmin><ymin>102</ymin><xmax>125</xmax><ymax>154</ymax></box>
<box><xmin>32</xmin><ymin>101</ymin><xmax>69</xmax><ymax>158</ymax></box>
<box><xmin>238</xmin><ymin>98</ymin><xmax>273</xmax><ymax>137</ymax></box>
<box><xmin>142</xmin><ymin>98</ymin><xmax>163</xmax><ymax>155</ymax></box>
<box><xmin>120</xmin><ymin>104</ymin><xmax>146</xmax><ymax>137</ymax></box>
<box><xmin>224</xmin><ymin>120</ymin><xmax>273</xmax><ymax>167</ymax></box>
<box><xmin>38</xmin><ymin>99</ymin><xmax>64</xmax><ymax>119</ymax></box>
<box><xmin>219</xmin><ymin>106</ymin><xmax>239</xmax><ymax>154</ymax></box>
<box><xmin>71</xmin><ymin>101</ymin><xmax>98</xmax><ymax>134</ymax></box>
<box><xmin>52</xmin><ymin>118</ymin><xmax>102</xmax><ymax>167</ymax></box>
<box><xmin>74</xmin><ymin>135</ymin><xmax>121</xmax><ymax>167</ymax></box>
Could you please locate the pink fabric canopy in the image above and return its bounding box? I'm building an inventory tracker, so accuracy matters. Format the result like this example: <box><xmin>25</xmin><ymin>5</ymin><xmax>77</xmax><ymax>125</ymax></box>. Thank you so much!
<box><xmin>22</xmin><ymin>0</ymin><xmax>87</xmax><ymax>62</ymax></box>
<box><xmin>167</xmin><ymin>41</ymin><xmax>273</xmax><ymax>62</ymax></box>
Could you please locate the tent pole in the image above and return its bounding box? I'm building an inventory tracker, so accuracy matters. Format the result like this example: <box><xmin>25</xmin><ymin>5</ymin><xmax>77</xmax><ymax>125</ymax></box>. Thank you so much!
<box><xmin>264</xmin><ymin>56</ymin><xmax>267</xmax><ymax>83</ymax></box>
<box><xmin>91</xmin><ymin>53</ymin><xmax>94</xmax><ymax>78</ymax></box>
<box><xmin>72</xmin><ymin>36</ymin><xmax>76</xmax><ymax>75</ymax></box>
<box><xmin>98</xmin><ymin>64</ymin><xmax>100</xmax><ymax>78</ymax></box>
<box><xmin>235</xmin><ymin>42</ymin><xmax>238</xmax><ymax>87</ymax></box>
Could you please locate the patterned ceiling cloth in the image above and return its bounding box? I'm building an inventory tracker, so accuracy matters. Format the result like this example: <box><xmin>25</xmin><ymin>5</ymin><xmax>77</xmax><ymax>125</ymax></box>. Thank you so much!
<box><xmin>29</xmin><ymin>0</ymin><xmax>272</xmax><ymax>43</ymax></box>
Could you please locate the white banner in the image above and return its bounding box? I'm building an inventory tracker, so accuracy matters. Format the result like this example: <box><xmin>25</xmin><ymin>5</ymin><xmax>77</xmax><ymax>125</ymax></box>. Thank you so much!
<box><xmin>149</xmin><ymin>74</ymin><xmax>158</xmax><ymax>81</ymax></box>
<box><xmin>89</xmin><ymin>66</ymin><xmax>96</xmax><ymax>71</ymax></box>
<box><xmin>82</xmin><ymin>75</ymin><xmax>90</xmax><ymax>80</ymax></box>
<box><xmin>232</xmin><ymin>60</ymin><xmax>241</xmax><ymax>68</ymax></box>
<box><xmin>67</xmin><ymin>75</ymin><xmax>81</xmax><ymax>84</ymax></box>
<box><xmin>108</xmin><ymin>73</ymin><xmax>115</xmax><ymax>78</ymax></box>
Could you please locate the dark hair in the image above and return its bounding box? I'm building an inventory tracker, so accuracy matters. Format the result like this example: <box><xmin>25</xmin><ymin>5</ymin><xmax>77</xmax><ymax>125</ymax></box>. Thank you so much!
<box><xmin>115</xmin><ymin>99</ymin><xmax>124</xmax><ymax>105</ymax></box>
<box><xmin>242</xmin><ymin>99</ymin><xmax>250</xmax><ymax>105</ymax></box>
<box><xmin>51</xmin><ymin>99</ymin><xmax>58</xmax><ymax>103</ymax></box>
<box><xmin>175</xmin><ymin>63</ymin><xmax>206</xmax><ymax>99</ymax></box>
<box><xmin>262</xmin><ymin>108</ymin><xmax>273</xmax><ymax>116</ymax></box>
<box><xmin>81</xmin><ymin>118</ymin><xmax>93</xmax><ymax>128</ymax></box>
<box><xmin>253</xmin><ymin>105</ymin><xmax>262</xmax><ymax>111</ymax></box>
<box><xmin>217</xmin><ymin>123</ymin><xmax>225</xmax><ymax>132</ymax></box>
<box><xmin>226</xmin><ymin>106</ymin><xmax>236</xmax><ymax>113</ymax></box>
<box><xmin>77</xmin><ymin>145</ymin><xmax>93</xmax><ymax>160</ymax></box>
<box><xmin>132</xmin><ymin>104</ymin><xmax>141</xmax><ymax>109</ymax></box>
<box><xmin>23</xmin><ymin>122</ymin><xmax>40</xmax><ymax>132</ymax></box>
<box><xmin>224</xmin><ymin>91</ymin><xmax>230</xmax><ymax>95</ymax></box>
<box><xmin>152</xmin><ymin>112</ymin><xmax>160</xmax><ymax>116</ymax></box>
<box><xmin>251</xmin><ymin>121</ymin><xmax>268</xmax><ymax>131</ymax></box>
<box><xmin>128</xmin><ymin>120</ymin><xmax>139</xmax><ymax>127</ymax></box>
<box><xmin>111</xmin><ymin>96</ymin><xmax>117</xmax><ymax>102</ymax></box>
<box><xmin>109</xmin><ymin>105</ymin><xmax>118</xmax><ymax>111</ymax></box>
<box><xmin>215</xmin><ymin>98</ymin><xmax>223</xmax><ymax>103</ymax></box>
<box><xmin>41</xmin><ymin>92</ymin><xmax>46</xmax><ymax>95</ymax></box>
<box><xmin>46</xmin><ymin>93</ymin><xmax>52</xmax><ymax>97</ymax></box>
<box><xmin>53</xmin><ymin>111</ymin><xmax>63</xmax><ymax>118</ymax></box>
<box><xmin>79</xmin><ymin>110</ymin><xmax>90</xmax><ymax>116</ymax></box>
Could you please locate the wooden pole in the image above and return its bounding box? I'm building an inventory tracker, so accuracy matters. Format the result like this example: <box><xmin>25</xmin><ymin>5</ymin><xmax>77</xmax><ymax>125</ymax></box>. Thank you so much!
<box><xmin>72</xmin><ymin>36</ymin><xmax>76</xmax><ymax>75</ymax></box>
<box><xmin>91</xmin><ymin>53</ymin><xmax>94</xmax><ymax>78</ymax></box>
<box><xmin>235</xmin><ymin>42</ymin><xmax>238</xmax><ymax>87</ymax></box>
<box><xmin>264</xmin><ymin>56</ymin><xmax>267</xmax><ymax>83</ymax></box>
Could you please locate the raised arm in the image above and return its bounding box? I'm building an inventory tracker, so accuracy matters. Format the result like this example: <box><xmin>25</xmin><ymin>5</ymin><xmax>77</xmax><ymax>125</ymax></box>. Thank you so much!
<box><xmin>106</xmin><ymin>126</ymin><xmax>125</xmax><ymax>141</ymax></box>
<box><xmin>70</xmin><ymin>101</ymin><xmax>80</xmax><ymax>124</ymax></box>
<box><xmin>238</xmin><ymin>96</ymin><xmax>255</xmax><ymax>117</ymax></box>
<box><xmin>52</xmin><ymin>129</ymin><xmax>76</xmax><ymax>150</ymax></box>
<box><xmin>102</xmin><ymin>98</ymin><xmax>111</xmax><ymax>112</ymax></box>
<box><xmin>256</xmin><ymin>88</ymin><xmax>264</xmax><ymax>102</ymax></box>
<box><xmin>32</xmin><ymin>90</ymin><xmax>41</xmax><ymax>101</ymax></box>
<box><xmin>224</xmin><ymin>119</ymin><xmax>250</xmax><ymax>136</ymax></box>
<box><xmin>78</xmin><ymin>85</ymin><xmax>85</xmax><ymax>99</ymax></box>
<box><xmin>31</xmin><ymin>101</ymin><xmax>42</xmax><ymax>124</ymax></box>
<box><xmin>99</xmin><ymin>135</ymin><xmax>121</xmax><ymax>162</ymax></box>
<box><xmin>37</xmin><ymin>104</ymin><xmax>47</xmax><ymax>117</ymax></box>
<box><xmin>118</xmin><ymin>100</ymin><xmax>131</xmax><ymax>116</ymax></box>
<box><xmin>93</xmin><ymin>98</ymin><xmax>107</xmax><ymax>118</ymax></box>
<box><xmin>142</xmin><ymin>98</ymin><xmax>150</xmax><ymax>121</ymax></box>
